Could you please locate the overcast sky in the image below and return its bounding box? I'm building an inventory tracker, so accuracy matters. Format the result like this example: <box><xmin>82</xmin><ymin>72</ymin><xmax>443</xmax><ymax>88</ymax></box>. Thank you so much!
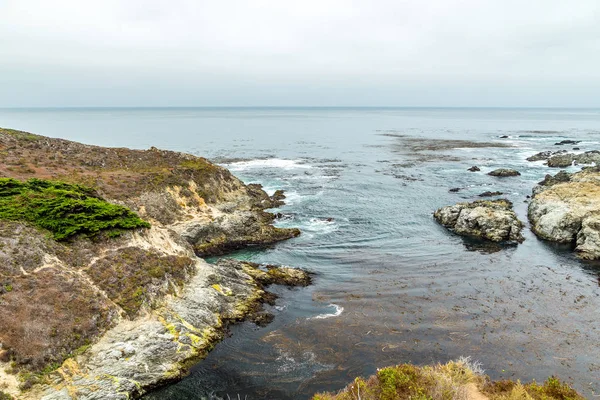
<box><xmin>1</xmin><ymin>0</ymin><xmax>599</xmax><ymax>107</ymax></box>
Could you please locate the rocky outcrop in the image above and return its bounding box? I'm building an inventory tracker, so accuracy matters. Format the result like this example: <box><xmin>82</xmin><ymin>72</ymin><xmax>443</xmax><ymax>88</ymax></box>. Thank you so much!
<box><xmin>487</xmin><ymin>168</ymin><xmax>521</xmax><ymax>177</ymax></box>
<box><xmin>434</xmin><ymin>199</ymin><xmax>524</xmax><ymax>243</ymax></box>
<box><xmin>528</xmin><ymin>168</ymin><xmax>600</xmax><ymax>259</ymax></box>
<box><xmin>526</xmin><ymin>150</ymin><xmax>567</xmax><ymax>162</ymax></box>
<box><xmin>547</xmin><ymin>151</ymin><xmax>600</xmax><ymax>168</ymax></box>
<box><xmin>34</xmin><ymin>258</ymin><xmax>309</xmax><ymax>400</ymax></box>
<box><xmin>0</xmin><ymin>128</ymin><xmax>307</xmax><ymax>399</ymax></box>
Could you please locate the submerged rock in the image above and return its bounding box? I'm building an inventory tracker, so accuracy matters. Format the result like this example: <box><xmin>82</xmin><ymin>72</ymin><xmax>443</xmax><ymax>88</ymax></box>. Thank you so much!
<box><xmin>555</xmin><ymin>140</ymin><xmax>581</xmax><ymax>145</ymax></box>
<box><xmin>434</xmin><ymin>199</ymin><xmax>524</xmax><ymax>243</ymax></box>
<box><xmin>488</xmin><ymin>168</ymin><xmax>521</xmax><ymax>177</ymax></box>
<box><xmin>467</xmin><ymin>166</ymin><xmax>480</xmax><ymax>172</ymax></box>
<box><xmin>478</xmin><ymin>191</ymin><xmax>503</xmax><ymax>197</ymax></box>
<box><xmin>528</xmin><ymin>168</ymin><xmax>600</xmax><ymax>259</ymax></box>
<box><xmin>449</xmin><ymin>187</ymin><xmax>461</xmax><ymax>192</ymax></box>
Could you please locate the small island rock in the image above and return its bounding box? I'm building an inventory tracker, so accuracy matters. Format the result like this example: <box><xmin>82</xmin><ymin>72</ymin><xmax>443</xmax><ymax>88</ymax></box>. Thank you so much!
<box><xmin>434</xmin><ymin>199</ymin><xmax>524</xmax><ymax>243</ymax></box>
<box><xmin>488</xmin><ymin>168</ymin><xmax>521</xmax><ymax>177</ymax></box>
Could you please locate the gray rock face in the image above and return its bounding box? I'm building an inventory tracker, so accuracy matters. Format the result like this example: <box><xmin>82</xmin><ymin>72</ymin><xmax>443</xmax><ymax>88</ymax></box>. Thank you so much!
<box><xmin>528</xmin><ymin>168</ymin><xmax>600</xmax><ymax>259</ymax></box>
<box><xmin>434</xmin><ymin>199</ymin><xmax>524</xmax><ymax>243</ymax></box>
<box><xmin>487</xmin><ymin>168</ymin><xmax>521</xmax><ymax>177</ymax></box>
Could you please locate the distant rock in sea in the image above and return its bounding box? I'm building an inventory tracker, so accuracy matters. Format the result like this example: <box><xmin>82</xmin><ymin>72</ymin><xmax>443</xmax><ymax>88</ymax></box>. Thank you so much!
<box><xmin>488</xmin><ymin>168</ymin><xmax>521</xmax><ymax>177</ymax></box>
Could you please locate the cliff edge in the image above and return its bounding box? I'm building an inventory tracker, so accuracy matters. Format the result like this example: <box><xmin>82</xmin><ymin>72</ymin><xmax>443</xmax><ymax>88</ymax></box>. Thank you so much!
<box><xmin>0</xmin><ymin>128</ymin><xmax>306</xmax><ymax>399</ymax></box>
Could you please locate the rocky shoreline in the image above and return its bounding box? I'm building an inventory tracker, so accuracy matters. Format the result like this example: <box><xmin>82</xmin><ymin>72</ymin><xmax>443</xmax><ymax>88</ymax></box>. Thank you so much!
<box><xmin>0</xmin><ymin>128</ymin><xmax>594</xmax><ymax>400</ymax></box>
<box><xmin>435</xmin><ymin>144</ymin><xmax>600</xmax><ymax>261</ymax></box>
<box><xmin>0</xmin><ymin>128</ymin><xmax>309</xmax><ymax>399</ymax></box>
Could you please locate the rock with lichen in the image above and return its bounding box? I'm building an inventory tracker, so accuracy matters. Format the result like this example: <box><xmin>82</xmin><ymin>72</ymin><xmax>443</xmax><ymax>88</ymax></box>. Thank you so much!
<box><xmin>434</xmin><ymin>199</ymin><xmax>524</xmax><ymax>243</ymax></box>
<box><xmin>528</xmin><ymin>167</ymin><xmax>600</xmax><ymax>259</ymax></box>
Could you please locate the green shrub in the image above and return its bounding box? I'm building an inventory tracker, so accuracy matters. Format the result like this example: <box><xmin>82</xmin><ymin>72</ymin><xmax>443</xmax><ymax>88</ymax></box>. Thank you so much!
<box><xmin>0</xmin><ymin>178</ymin><xmax>150</xmax><ymax>240</ymax></box>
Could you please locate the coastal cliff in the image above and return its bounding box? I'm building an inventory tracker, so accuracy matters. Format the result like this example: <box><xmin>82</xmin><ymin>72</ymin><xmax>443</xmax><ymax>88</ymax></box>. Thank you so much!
<box><xmin>0</xmin><ymin>128</ymin><xmax>306</xmax><ymax>399</ymax></box>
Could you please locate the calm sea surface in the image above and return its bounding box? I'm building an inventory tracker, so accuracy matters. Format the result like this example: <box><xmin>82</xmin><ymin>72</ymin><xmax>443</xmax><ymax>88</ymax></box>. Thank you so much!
<box><xmin>1</xmin><ymin>108</ymin><xmax>600</xmax><ymax>398</ymax></box>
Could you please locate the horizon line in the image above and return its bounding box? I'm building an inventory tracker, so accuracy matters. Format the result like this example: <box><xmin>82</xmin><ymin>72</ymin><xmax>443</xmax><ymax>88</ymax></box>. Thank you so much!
<box><xmin>1</xmin><ymin>106</ymin><xmax>599</xmax><ymax>110</ymax></box>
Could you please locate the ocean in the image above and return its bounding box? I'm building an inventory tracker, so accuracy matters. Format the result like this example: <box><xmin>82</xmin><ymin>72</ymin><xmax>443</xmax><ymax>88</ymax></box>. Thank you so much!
<box><xmin>1</xmin><ymin>107</ymin><xmax>599</xmax><ymax>398</ymax></box>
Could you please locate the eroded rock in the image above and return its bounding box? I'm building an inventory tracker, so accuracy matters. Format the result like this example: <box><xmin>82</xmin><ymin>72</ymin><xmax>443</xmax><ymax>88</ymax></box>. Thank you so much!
<box><xmin>434</xmin><ymin>199</ymin><xmax>524</xmax><ymax>243</ymax></box>
<box><xmin>528</xmin><ymin>168</ymin><xmax>600</xmax><ymax>259</ymax></box>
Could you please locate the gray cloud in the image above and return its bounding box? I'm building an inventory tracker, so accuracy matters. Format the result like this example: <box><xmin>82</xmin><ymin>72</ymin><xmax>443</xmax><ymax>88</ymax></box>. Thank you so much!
<box><xmin>1</xmin><ymin>0</ymin><xmax>599</xmax><ymax>106</ymax></box>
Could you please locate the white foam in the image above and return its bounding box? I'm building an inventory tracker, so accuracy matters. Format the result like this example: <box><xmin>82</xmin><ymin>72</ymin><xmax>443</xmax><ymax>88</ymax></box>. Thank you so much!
<box><xmin>222</xmin><ymin>158</ymin><xmax>311</xmax><ymax>171</ymax></box>
<box><xmin>309</xmin><ymin>304</ymin><xmax>344</xmax><ymax>320</ymax></box>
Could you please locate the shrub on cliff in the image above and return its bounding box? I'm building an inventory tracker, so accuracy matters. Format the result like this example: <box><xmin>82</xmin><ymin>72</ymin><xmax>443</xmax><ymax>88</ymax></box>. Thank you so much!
<box><xmin>0</xmin><ymin>178</ymin><xmax>150</xmax><ymax>240</ymax></box>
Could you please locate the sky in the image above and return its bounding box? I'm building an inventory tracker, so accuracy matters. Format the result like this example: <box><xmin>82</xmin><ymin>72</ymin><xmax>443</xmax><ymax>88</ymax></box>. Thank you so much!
<box><xmin>1</xmin><ymin>0</ymin><xmax>599</xmax><ymax>107</ymax></box>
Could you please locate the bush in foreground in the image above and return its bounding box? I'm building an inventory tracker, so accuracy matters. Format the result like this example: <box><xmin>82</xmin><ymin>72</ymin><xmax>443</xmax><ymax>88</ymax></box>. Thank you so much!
<box><xmin>312</xmin><ymin>358</ymin><xmax>584</xmax><ymax>400</ymax></box>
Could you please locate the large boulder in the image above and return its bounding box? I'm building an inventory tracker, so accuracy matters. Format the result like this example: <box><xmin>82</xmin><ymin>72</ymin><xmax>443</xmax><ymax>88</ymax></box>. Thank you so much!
<box><xmin>528</xmin><ymin>168</ymin><xmax>600</xmax><ymax>259</ymax></box>
<box><xmin>488</xmin><ymin>168</ymin><xmax>521</xmax><ymax>177</ymax></box>
<box><xmin>434</xmin><ymin>199</ymin><xmax>524</xmax><ymax>243</ymax></box>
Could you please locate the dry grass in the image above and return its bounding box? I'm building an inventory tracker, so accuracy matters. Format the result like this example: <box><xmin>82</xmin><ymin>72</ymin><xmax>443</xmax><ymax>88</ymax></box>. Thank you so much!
<box><xmin>312</xmin><ymin>358</ymin><xmax>584</xmax><ymax>400</ymax></box>
<box><xmin>0</xmin><ymin>127</ymin><xmax>238</xmax><ymax>205</ymax></box>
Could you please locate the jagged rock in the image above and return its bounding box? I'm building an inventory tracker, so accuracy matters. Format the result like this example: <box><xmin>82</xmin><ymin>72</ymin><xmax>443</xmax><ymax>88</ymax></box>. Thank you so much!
<box><xmin>529</xmin><ymin>168</ymin><xmax>600</xmax><ymax>259</ymax></box>
<box><xmin>488</xmin><ymin>168</ymin><xmax>521</xmax><ymax>177</ymax></box>
<box><xmin>467</xmin><ymin>166</ymin><xmax>480</xmax><ymax>172</ymax></box>
<box><xmin>547</xmin><ymin>151</ymin><xmax>600</xmax><ymax>168</ymax></box>
<box><xmin>434</xmin><ymin>199</ymin><xmax>524</xmax><ymax>243</ymax></box>
<box><xmin>526</xmin><ymin>150</ymin><xmax>567</xmax><ymax>162</ymax></box>
<box><xmin>478</xmin><ymin>191</ymin><xmax>503</xmax><ymax>197</ymax></box>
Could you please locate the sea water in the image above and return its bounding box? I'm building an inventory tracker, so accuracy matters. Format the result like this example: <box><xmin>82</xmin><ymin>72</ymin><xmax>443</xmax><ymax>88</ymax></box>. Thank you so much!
<box><xmin>1</xmin><ymin>107</ymin><xmax>599</xmax><ymax>398</ymax></box>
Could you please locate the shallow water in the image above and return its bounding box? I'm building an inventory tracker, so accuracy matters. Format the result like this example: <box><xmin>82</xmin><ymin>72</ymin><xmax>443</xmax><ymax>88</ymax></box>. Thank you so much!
<box><xmin>1</xmin><ymin>107</ymin><xmax>600</xmax><ymax>398</ymax></box>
